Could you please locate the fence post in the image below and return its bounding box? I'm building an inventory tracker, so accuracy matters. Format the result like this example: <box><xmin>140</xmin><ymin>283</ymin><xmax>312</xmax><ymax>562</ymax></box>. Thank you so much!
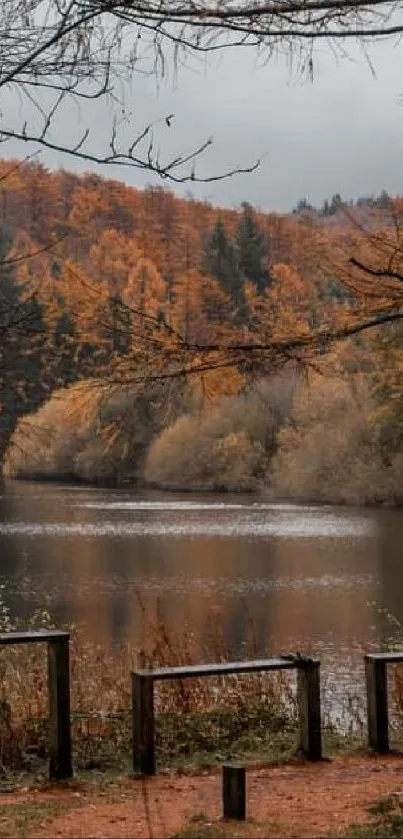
<box><xmin>132</xmin><ymin>672</ymin><xmax>155</xmax><ymax>775</ymax></box>
<box><xmin>365</xmin><ymin>656</ymin><xmax>389</xmax><ymax>753</ymax></box>
<box><xmin>222</xmin><ymin>764</ymin><xmax>246</xmax><ymax>820</ymax></box>
<box><xmin>297</xmin><ymin>658</ymin><xmax>322</xmax><ymax>760</ymax></box>
<box><xmin>47</xmin><ymin>637</ymin><xmax>72</xmax><ymax>780</ymax></box>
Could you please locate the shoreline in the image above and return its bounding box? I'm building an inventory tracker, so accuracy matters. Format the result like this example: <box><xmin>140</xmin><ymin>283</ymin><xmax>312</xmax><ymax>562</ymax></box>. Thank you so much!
<box><xmin>5</xmin><ymin>474</ymin><xmax>403</xmax><ymax>507</ymax></box>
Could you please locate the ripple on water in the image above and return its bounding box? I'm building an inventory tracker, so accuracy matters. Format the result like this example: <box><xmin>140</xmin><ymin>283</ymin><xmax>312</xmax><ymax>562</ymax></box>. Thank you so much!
<box><xmin>80</xmin><ymin>501</ymin><xmax>320</xmax><ymax>511</ymax></box>
<box><xmin>0</xmin><ymin>512</ymin><xmax>375</xmax><ymax>539</ymax></box>
<box><xmin>0</xmin><ymin>571</ymin><xmax>376</xmax><ymax>599</ymax></box>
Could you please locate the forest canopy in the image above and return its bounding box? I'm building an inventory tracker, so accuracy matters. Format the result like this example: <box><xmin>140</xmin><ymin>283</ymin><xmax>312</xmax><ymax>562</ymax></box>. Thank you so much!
<box><xmin>2</xmin><ymin>160</ymin><xmax>403</xmax><ymax>503</ymax></box>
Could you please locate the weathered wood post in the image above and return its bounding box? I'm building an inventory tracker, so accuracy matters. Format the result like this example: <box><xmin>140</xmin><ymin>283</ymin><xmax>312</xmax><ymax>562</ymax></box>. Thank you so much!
<box><xmin>296</xmin><ymin>657</ymin><xmax>322</xmax><ymax>760</ymax></box>
<box><xmin>222</xmin><ymin>764</ymin><xmax>246</xmax><ymax>820</ymax></box>
<box><xmin>47</xmin><ymin>636</ymin><xmax>72</xmax><ymax>780</ymax></box>
<box><xmin>132</xmin><ymin>672</ymin><xmax>155</xmax><ymax>775</ymax></box>
<box><xmin>365</xmin><ymin>655</ymin><xmax>389</xmax><ymax>753</ymax></box>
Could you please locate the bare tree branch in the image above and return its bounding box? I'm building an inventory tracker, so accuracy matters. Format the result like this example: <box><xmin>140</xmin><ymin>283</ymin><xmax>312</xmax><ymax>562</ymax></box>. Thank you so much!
<box><xmin>350</xmin><ymin>256</ymin><xmax>403</xmax><ymax>284</ymax></box>
<box><xmin>0</xmin><ymin>0</ymin><xmax>401</xmax><ymax>182</ymax></box>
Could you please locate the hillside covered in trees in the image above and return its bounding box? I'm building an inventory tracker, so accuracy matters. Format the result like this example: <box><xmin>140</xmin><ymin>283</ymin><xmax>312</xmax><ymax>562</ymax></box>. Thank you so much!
<box><xmin>2</xmin><ymin>159</ymin><xmax>403</xmax><ymax>503</ymax></box>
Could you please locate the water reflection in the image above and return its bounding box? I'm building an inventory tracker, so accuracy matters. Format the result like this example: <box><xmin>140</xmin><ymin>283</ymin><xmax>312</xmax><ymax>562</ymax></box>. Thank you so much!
<box><xmin>0</xmin><ymin>481</ymin><xmax>400</xmax><ymax>679</ymax></box>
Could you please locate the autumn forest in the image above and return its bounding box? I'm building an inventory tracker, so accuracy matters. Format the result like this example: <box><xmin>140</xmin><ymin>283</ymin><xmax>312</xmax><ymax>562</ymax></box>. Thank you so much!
<box><xmin>2</xmin><ymin>159</ymin><xmax>403</xmax><ymax>504</ymax></box>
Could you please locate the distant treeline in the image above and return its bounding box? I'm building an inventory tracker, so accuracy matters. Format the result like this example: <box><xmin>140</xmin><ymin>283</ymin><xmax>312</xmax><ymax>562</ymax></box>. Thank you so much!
<box><xmin>292</xmin><ymin>190</ymin><xmax>392</xmax><ymax>216</ymax></box>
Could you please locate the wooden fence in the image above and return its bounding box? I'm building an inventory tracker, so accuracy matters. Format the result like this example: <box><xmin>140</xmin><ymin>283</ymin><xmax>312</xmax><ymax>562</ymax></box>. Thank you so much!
<box><xmin>0</xmin><ymin>630</ymin><xmax>72</xmax><ymax>780</ymax></box>
<box><xmin>2</xmin><ymin>632</ymin><xmax>403</xmax><ymax>781</ymax></box>
<box><xmin>131</xmin><ymin>654</ymin><xmax>322</xmax><ymax>775</ymax></box>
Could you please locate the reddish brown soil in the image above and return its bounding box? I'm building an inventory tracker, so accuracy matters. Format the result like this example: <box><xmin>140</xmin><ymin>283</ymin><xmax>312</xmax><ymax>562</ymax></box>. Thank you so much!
<box><xmin>3</xmin><ymin>754</ymin><xmax>403</xmax><ymax>838</ymax></box>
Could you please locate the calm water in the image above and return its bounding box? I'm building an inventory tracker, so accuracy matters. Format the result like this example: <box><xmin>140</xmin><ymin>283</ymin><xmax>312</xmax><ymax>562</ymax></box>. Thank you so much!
<box><xmin>1</xmin><ymin>480</ymin><xmax>403</xmax><ymax>701</ymax></box>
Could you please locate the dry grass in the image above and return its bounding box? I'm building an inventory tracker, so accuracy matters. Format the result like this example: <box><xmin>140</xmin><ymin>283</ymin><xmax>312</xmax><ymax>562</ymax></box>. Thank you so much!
<box><xmin>3</xmin><ymin>597</ymin><xmax>403</xmax><ymax>779</ymax></box>
<box><xmin>0</xmin><ymin>596</ymin><xmax>300</xmax><ymax>777</ymax></box>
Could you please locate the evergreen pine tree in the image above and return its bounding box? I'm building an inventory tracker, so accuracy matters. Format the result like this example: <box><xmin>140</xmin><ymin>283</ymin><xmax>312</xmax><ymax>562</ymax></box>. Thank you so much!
<box><xmin>329</xmin><ymin>194</ymin><xmax>342</xmax><ymax>215</ymax></box>
<box><xmin>321</xmin><ymin>199</ymin><xmax>331</xmax><ymax>216</ymax></box>
<box><xmin>53</xmin><ymin>311</ymin><xmax>79</xmax><ymax>385</ymax></box>
<box><xmin>235</xmin><ymin>202</ymin><xmax>271</xmax><ymax>296</ymax></box>
<box><xmin>107</xmin><ymin>293</ymin><xmax>132</xmax><ymax>357</ymax></box>
<box><xmin>0</xmin><ymin>225</ymin><xmax>48</xmax><ymax>466</ymax></box>
<box><xmin>375</xmin><ymin>190</ymin><xmax>390</xmax><ymax>210</ymax></box>
<box><xmin>203</xmin><ymin>218</ymin><xmax>244</xmax><ymax>310</ymax></box>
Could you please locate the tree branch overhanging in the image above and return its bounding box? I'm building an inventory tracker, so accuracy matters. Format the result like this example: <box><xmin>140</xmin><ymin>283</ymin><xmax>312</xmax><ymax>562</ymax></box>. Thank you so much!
<box><xmin>1</xmin><ymin>0</ymin><xmax>403</xmax><ymax>182</ymax></box>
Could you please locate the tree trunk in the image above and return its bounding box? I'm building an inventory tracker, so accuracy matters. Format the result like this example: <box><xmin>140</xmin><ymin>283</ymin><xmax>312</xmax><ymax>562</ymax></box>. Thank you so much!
<box><xmin>0</xmin><ymin>414</ymin><xmax>18</xmax><ymax>474</ymax></box>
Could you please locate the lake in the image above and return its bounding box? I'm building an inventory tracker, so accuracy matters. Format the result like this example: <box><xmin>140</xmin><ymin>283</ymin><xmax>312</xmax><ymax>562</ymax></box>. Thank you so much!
<box><xmin>1</xmin><ymin>480</ymin><xmax>403</xmax><ymax>716</ymax></box>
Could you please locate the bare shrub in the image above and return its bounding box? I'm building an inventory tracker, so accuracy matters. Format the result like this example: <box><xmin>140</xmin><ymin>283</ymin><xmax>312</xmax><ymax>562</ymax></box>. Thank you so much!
<box><xmin>142</xmin><ymin>370</ymin><xmax>300</xmax><ymax>493</ymax></box>
<box><xmin>5</xmin><ymin>385</ymin><xmax>94</xmax><ymax>481</ymax></box>
<box><xmin>144</xmin><ymin>413</ymin><xmax>265</xmax><ymax>491</ymax></box>
<box><xmin>7</xmin><ymin>381</ymin><xmax>180</xmax><ymax>486</ymax></box>
<box><xmin>269</xmin><ymin>374</ymin><xmax>392</xmax><ymax>505</ymax></box>
<box><xmin>0</xmin><ymin>591</ymin><xmax>298</xmax><ymax>773</ymax></box>
<box><xmin>7</xmin><ymin>371</ymin><xmax>299</xmax><ymax>491</ymax></box>
<box><xmin>144</xmin><ymin>372</ymin><xmax>298</xmax><ymax>492</ymax></box>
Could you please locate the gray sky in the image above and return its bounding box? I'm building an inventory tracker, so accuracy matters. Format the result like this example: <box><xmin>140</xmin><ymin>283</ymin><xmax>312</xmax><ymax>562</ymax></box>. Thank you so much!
<box><xmin>3</xmin><ymin>37</ymin><xmax>403</xmax><ymax>212</ymax></box>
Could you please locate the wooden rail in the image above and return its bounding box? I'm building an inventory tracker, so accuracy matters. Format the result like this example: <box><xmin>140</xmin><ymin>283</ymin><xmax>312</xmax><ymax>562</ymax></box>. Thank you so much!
<box><xmin>131</xmin><ymin>654</ymin><xmax>322</xmax><ymax>775</ymax></box>
<box><xmin>3</xmin><ymin>632</ymin><xmax>402</xmax><ymax>778</ymax></box>
<box><xmin>0</xmin><ymin>630</ymin><xmax>72</xmax><ymax>780</ymax></box>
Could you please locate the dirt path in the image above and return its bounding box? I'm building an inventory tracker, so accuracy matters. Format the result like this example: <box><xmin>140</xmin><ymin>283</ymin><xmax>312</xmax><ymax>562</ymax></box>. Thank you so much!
<box><xmin>2</xmin><ymin>754</ymin><xmax>403</xmax><ymax>838</ymax></box>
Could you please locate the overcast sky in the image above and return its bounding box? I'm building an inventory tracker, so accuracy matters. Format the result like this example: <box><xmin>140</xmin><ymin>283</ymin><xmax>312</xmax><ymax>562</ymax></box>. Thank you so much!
<box><xmin>4</xmin><ymin>37</ymin><xmax>403</xmax><ymax>212</ymax></box>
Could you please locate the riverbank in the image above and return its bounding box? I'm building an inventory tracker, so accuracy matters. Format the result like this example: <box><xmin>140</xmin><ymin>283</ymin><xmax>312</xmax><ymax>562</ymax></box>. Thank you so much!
<box><xmin>6</xmin><ymin>475</ymin><xmax>403</xmax><ymax>509</ymax></box>
<box><xmin>2</xmin><ymin>753</ymin><xmax>403</xmax><ymax>838</ymax></box>
<box><xmin>7</xmin><ymin>473</ymin><xmax>260</xmax><ymax>494</ymax></box>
